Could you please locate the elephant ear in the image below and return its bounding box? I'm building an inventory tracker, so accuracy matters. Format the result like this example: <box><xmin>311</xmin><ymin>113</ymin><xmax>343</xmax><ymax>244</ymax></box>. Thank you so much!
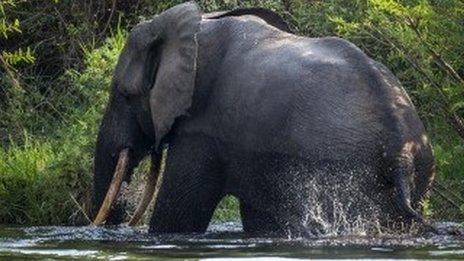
<box><xmin>149</xmin><ymin>2</ymin><xmax>201</xmax><ymax>148</ymax></box>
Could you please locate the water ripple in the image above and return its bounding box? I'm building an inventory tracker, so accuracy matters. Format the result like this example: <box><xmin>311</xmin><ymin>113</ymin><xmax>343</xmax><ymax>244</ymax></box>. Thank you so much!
<box><xmin>0</xmin><ymin>221</ymin><xmax>462</xmax><ymax>259</ymax></box>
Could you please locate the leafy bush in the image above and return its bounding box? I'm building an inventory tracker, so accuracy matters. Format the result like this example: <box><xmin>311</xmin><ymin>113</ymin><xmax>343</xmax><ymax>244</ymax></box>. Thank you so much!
<box><xmin>0</xmin><ymin>28</ymin><xmax>126</xmax><ymax>224</ymax></box>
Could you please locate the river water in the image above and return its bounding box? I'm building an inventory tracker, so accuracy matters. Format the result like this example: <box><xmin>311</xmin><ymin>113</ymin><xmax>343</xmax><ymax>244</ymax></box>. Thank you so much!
<box><xmin>0</xmin><ymin>221</ymin><xmax>463</xmax><ymax>259</ymax></box>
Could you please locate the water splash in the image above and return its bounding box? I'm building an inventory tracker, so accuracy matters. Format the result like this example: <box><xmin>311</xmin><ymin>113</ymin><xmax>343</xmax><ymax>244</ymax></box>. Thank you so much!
<box><xmin>276</xmin><ymin>162</ymin><xmax>428</xmax><ymax>238</ymax></box>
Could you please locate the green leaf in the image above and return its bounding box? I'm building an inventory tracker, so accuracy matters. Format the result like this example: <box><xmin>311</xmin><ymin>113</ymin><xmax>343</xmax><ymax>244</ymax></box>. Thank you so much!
<box><xmin>451</xmin><ymin>102</ymin><xmax>464</xmax><ymax>112</ymax></box>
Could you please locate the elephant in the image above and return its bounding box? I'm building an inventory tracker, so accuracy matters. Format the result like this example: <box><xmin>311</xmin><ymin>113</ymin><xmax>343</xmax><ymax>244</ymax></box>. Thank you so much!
<box><xmin>92</xmin><ymin>2</ymin><xmax>435</xmax><ymax>237</ymax></box>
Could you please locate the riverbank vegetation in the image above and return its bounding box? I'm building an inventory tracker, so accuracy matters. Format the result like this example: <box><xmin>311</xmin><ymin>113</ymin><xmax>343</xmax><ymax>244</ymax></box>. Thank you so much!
<box><xmin>1</xmin><ymin>0</ymin><xmax>463</xmax><ymax>225</ymax></box>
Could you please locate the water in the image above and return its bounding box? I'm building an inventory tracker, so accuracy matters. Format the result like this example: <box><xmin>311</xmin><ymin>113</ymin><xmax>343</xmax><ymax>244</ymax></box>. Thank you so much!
<box><xmin>0</xmin><ymin>222</ymin><xmax>463</xmax><ymax>259</ymax></box>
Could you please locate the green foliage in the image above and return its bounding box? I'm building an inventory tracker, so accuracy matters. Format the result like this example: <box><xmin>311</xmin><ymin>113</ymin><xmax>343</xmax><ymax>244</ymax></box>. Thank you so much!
<box><xmin>1</xmin><ymin>47</ymin><xmax>34</xmax><ymax>65</ymax></box>
<box><xmin>0</xmin><ymin>0</ymin><xmax>21</xmax><ymax>38</ymax></box>
<box><xmin>0</xmin><ymin>136</ymin><xmax>81</xmax><ymax>224</ymax></box>
<box><xmin>213</xmin><ymin>196</ymin><xmax>240</xmax><ymax>221</ymax></box>
<box><xmin>0</xmin><ymin>28</ymin><xmax>126</xmax><ymax>224</ymax></box>
<box><xmin>0</xmin><ymin>15</ymin><xmax>20</xmax><ymax>38</ymax></box>
<box><xmin>0</xmin><ymin>0</ymin><xmax>35</xmax><ymax>66</ymax></box>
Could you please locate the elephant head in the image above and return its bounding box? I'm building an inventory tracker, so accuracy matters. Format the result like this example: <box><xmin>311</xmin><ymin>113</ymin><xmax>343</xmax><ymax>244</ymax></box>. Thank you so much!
<box><xmin>92</xmin><ymin>2</ymin><xmax>201</xmax><ymax>225</ymax></box>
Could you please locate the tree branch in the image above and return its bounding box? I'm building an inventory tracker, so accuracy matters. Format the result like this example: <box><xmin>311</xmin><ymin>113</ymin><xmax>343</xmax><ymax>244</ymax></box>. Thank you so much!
<box><xmin>407</xmin><ymin>18</ymin><xmax>464</xmax><ymax>85</ymax></box>
<box><xmin>0</xmin><ymin>53</ymin><xmax>22</xmax><ymax>92</ymax></box>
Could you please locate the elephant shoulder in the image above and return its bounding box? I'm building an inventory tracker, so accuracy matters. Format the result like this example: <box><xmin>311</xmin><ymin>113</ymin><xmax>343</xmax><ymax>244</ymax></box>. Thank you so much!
<box><xmin>314</xmin><ymin>37</ymin><xmax>371</xmax><ymax>65</ymax></box>
<box><xmin>204</xmin><ymin>7</ymin><xmax>292</xmax><ymax>33</ymax></box>
<box><xmin>307</xmin><ymin>37</ymin><xmax>394</xmax><ymax>84</ymax></box>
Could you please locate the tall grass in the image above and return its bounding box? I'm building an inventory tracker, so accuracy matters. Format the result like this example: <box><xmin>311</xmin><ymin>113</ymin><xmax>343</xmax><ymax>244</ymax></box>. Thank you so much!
<box><xmin>0</xmin><ymin>28</ymin><xmax>126</xmax><ymax>224</ymax></box>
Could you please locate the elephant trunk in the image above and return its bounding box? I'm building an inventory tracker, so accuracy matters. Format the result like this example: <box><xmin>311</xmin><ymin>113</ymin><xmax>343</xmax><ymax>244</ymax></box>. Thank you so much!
<box><xmin>92</xmin><ymin>88</ymin><xmax>152</xmax><ymax>225</ymax></box>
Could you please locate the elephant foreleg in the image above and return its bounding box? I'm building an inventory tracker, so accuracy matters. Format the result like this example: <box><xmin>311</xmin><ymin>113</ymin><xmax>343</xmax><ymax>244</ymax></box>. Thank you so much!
<box><xmin>148</xmin><ymin>135</ymin><xmax>224</xmax><ymax>233</ymax></box>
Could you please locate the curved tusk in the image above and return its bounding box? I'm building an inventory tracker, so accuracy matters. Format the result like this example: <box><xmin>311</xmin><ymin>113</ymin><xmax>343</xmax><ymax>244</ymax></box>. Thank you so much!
<box><xmin>93</xmin><ymin>148</ymin><xmax>130</xmax><ymax>225</ymax></box>
<box><xmin>128</xmin><ymin>166</ymin><xmax>158</xmax><ymax>226</ymax></box>
<box><xmin>128</xmin><ymin>147</ymin><xmax>168</xmax><ymax>226</ymax></box>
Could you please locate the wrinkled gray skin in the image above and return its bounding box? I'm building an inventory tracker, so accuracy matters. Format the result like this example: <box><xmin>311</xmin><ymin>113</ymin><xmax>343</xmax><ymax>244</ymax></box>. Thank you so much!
<box><xmin>93</xmin><ymin>2</ymin><xmax>435</xmax><ymax>237</ymax></box>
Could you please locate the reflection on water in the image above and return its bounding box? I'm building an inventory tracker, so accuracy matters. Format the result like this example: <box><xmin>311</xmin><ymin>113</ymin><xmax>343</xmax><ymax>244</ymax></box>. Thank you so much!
<box><xmin>0</xmin><ymin>221</ymin><xmax>463</xmax><ymax>259</ymax></box>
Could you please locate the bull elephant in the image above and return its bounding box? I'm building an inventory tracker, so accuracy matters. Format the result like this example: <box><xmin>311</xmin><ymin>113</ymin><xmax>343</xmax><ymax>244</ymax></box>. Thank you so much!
<box><xmin>92</xmin><ymin>2</ymin><xmax>435</xmax><ymax>237</ymax></box>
